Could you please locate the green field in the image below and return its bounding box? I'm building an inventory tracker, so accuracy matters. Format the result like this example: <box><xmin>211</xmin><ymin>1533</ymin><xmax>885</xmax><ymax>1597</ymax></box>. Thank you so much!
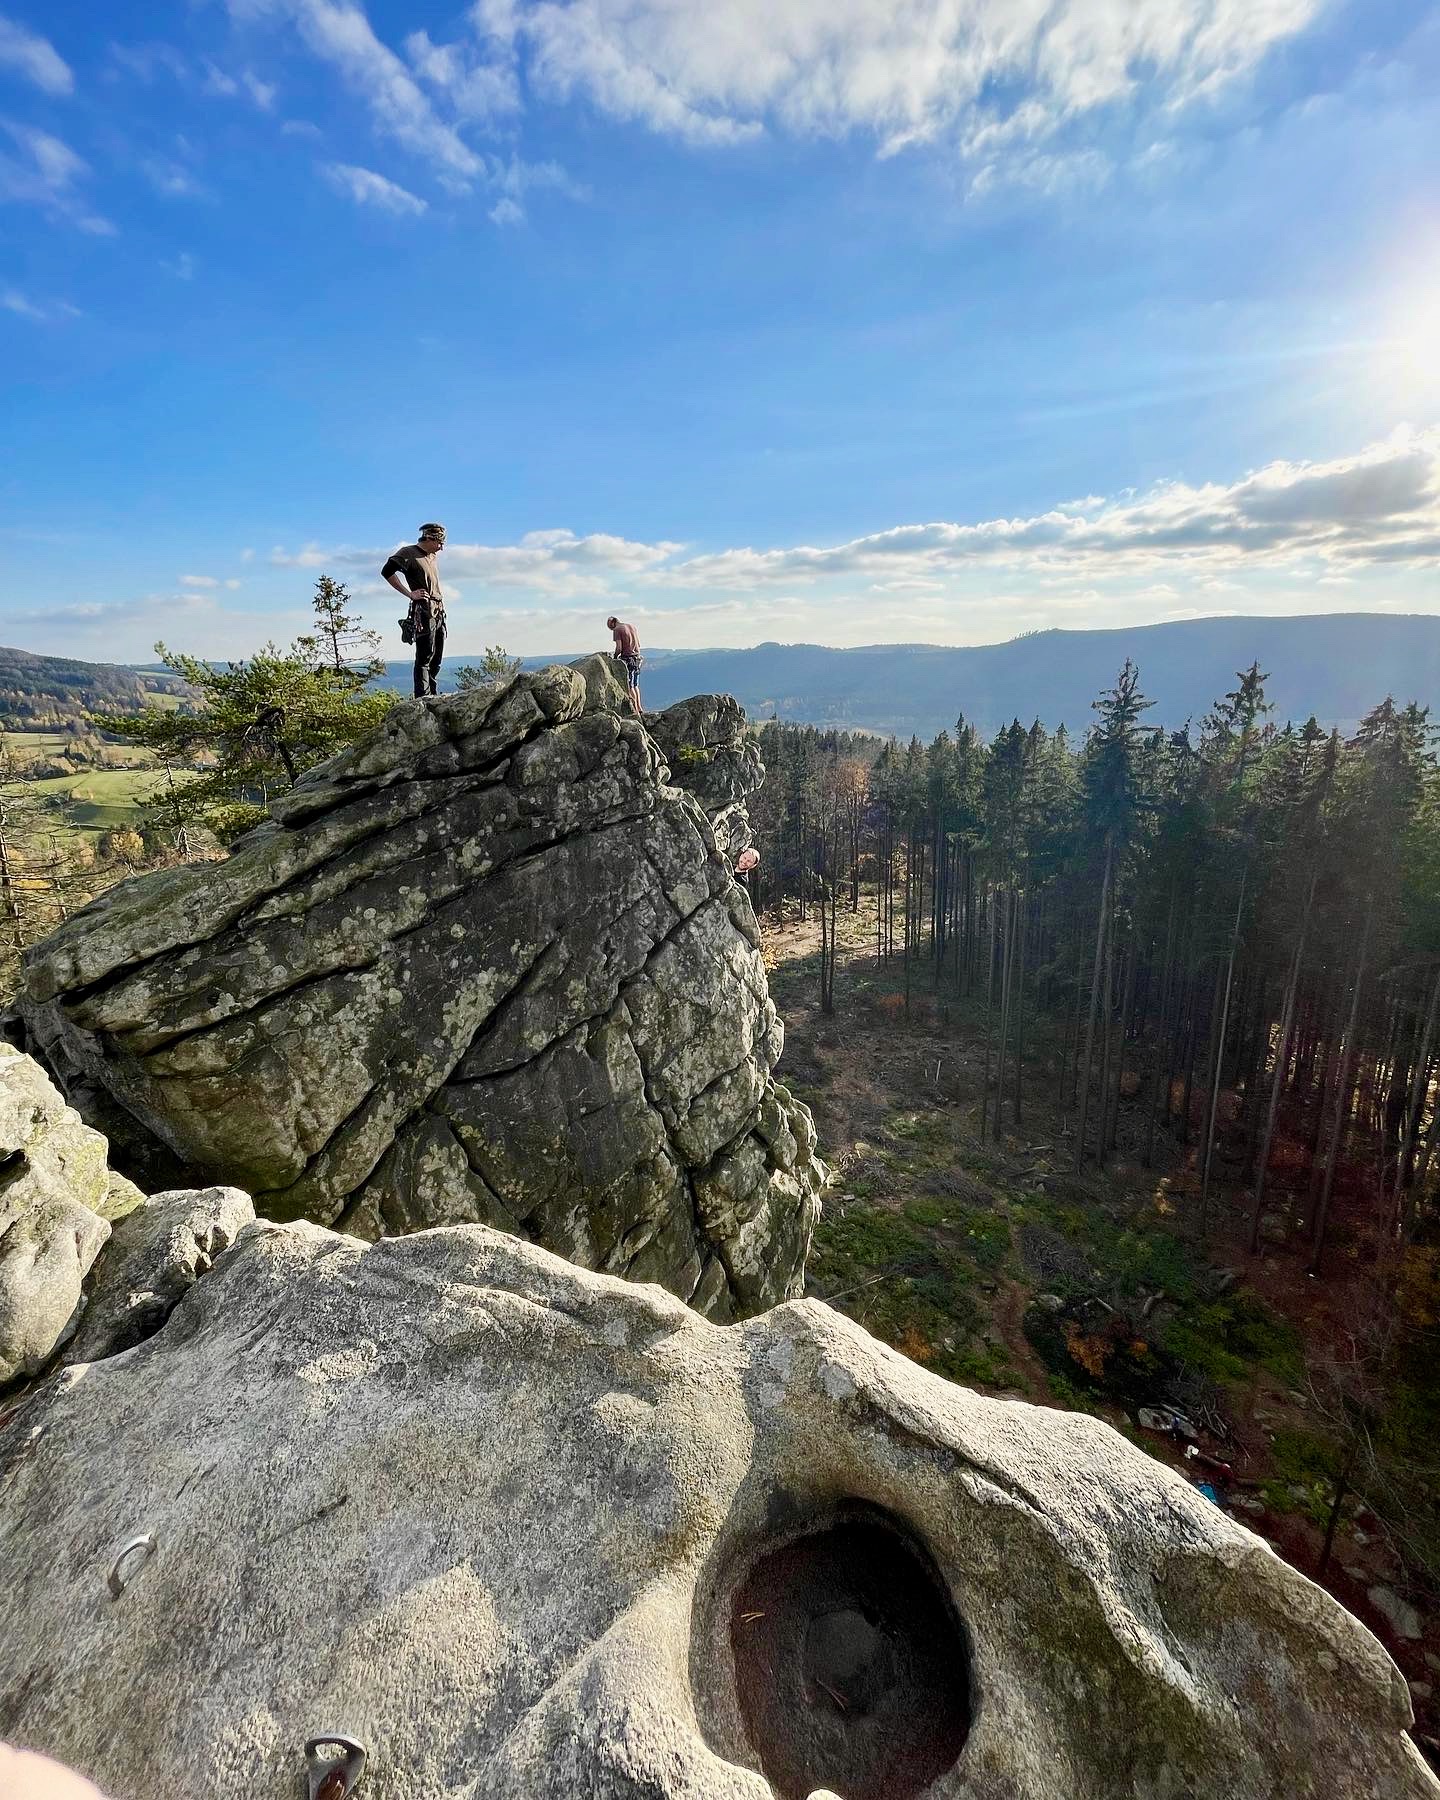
<box><xmin>2</xmin><ymin>766</ymin><xmax>167</xmax><ymax>835</ymax></box>
<box><xmin>3</xmin><ymin>731</ymin><xmax>159</xmax><ymax>767</ymax></box>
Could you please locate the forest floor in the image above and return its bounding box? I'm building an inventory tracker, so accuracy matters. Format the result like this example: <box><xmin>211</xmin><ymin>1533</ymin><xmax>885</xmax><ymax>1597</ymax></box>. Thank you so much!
<box><xmin>764</xmin><ymin>894</ymin><xmax>1440</xmax><ymax>1757</ymax></box>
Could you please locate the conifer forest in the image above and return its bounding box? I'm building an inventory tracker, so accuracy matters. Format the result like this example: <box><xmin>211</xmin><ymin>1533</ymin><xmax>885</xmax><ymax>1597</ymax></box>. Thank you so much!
<box><xmin>747</xmin><ymin>659</ymin><xmax>1440</xmax><ymax>1599</ymax></box>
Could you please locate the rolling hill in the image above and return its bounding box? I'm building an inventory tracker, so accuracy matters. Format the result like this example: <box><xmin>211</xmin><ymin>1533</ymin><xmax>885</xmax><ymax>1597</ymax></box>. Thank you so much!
<box><xmin>390</xmin><ymin>613</ymin><xmax>1440</xmax><ymax>740</ymax></box>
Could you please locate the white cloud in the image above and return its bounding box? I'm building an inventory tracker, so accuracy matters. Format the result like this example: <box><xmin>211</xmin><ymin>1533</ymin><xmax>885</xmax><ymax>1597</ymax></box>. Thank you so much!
<box><xmin>0</xmin><ymin>122</ymin><xmax>115</xmax><ymax>234</ymax></box>
<box><xmin>404</xmin><ymin>26</ymin><xmax>519</xmax><ymax>122</ymax></box>
<box><xmin>0</xmin><ymin>287</ymin><xmax>77</xmax><ymax>323</ymax></box>
<box><xmin>671</xmin><ymin>429</ymin><xmax>1440</xmax><ymax>587</ymax></box>
<box><xmin>264</xmin><ymin>430</ymin><xmax>1440</xmax><ymax>634</ymax></box>
<box><xmin>231</xmin><ymin>0</ymin><xmax>483</xmax><ymax>182</ymax></box>
<box><xmin>320</xmin><ymin>160</ymin><xmax>427</xmax><ymax>215</ymax></box>
<box><xmin>13</xmin><ymin>591</ymin><xmax>218</xmax><ymax>629</ymax></box>
<box><xmin>1</xmin><ymin>287</ymin><xmax>45</xmax><ymax>320</ymax></box>
<box><xmin>142</xmin><ymin>156</ymin><xmax>209</xmax><ymax>200</ymax></box>
<box><xmin>489</xmin><ymin>195</ymin><xmax>523</xmax><ymax>225</ymax></box>
<box><xmin>202</xmin><ymin>61</ymin><xmax>278</xmax><ymax>108</ymax></box>
<box><xmin>0</xmin><ymin>15</ymin><xmax>73</xmax><ymax>95</ymax></box>
<box><xmin>179</xmin><ymin>574</ymin><xmax>220</xmax><ymax>589</ymax></box>
<box><xmin>109</xmin><ymin>42</ymin><xmax>193</xmax><ymax>85</ymax></box>
<box><xmin>161</xmin><ymin>251</ymin><xmax>197</xmax><ymax>280</ymax></box>
<box><xmin>486</xmin><ymin>0</ymin><xmax>1325</xmax><ymax>157</ymax></box>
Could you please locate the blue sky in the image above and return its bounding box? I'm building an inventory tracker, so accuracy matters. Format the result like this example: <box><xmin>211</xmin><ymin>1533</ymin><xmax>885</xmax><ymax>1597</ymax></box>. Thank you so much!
<box><xmin>0</xmin><ymin>0</ymin><xmax>1438</xmax><ymax>660</ymax></box>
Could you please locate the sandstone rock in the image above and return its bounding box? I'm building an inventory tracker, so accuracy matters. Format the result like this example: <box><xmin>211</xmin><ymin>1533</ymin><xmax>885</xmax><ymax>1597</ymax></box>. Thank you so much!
<box><xmin>15</xmin><ymin>661</ymin><xmax>824</xmax><ymax>1318</ymax></box>
<box><xmin>0</xmin><ymin>1042</ymin><xmax>130</xmax><ymax>1384</ymax></box>
<box><xmin>1371</xmin><ymin>1586</ymin><xmax>1426</xmax><ymax>1643</ymax></box>
<box><xmin>645</xmin><ymin>692</ymin><xmax>761</xmax><ymax>864</ymax></box>
<box><xmin>62</xmin><ymin>1185</ymin><xmax>255</xmax><ymax>1365</ymax></box>
<box><xmin>0</xmin><ymin>1218</ymin><xmax>1432</xmax><ymax>1800</ymax></box>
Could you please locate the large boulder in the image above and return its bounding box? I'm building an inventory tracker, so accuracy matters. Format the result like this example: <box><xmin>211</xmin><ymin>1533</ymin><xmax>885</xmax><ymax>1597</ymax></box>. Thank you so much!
<box><xmin>0</xmin><ymin>1042</ymin><xmax>142</xmax><ymax>1385</ymax></box>
<box><xmin>0</xmin><ymin>1218</ymin><xmax>1432</xmax><ymax>1800</ymax></box>
<box><xmin>60</xmin><ymin>1184</ymin><xmax>254</xmax><ymax>1366</ymax></box>
<box><xmin>13</xmin><ymin>661</ymin><xmax>825</xmax><ymax>1319</ymax></box>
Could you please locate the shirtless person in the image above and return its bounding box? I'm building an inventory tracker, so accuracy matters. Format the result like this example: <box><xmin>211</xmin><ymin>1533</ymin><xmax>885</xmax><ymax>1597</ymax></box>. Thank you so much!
<box><xmin>382</xmin><ymin>522</ymin><xmax>446</xmax><ymax>697</ymax></box>
<box><xmin>607</xmin><ymin>616</ymin><xmax>643</xmax><ymax>714</ymax></box>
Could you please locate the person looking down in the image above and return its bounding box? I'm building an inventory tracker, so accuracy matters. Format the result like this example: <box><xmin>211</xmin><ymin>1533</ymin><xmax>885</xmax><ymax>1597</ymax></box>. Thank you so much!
<box><xmin>607</xmin><ymin>616</ymin><xmax>643</xmax><ymax>714</ymax></box>
<box><xmin>383</xmin><ymin>523</ymin><xmax>447</xmax><ymax>698</ymax></box>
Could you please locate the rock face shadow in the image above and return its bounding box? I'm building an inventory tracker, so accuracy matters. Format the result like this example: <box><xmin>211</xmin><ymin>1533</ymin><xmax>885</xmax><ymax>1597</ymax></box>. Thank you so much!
<box><xmin>720</xmin><ymin>1505</ymin><xmax>972</xmax><ymax>1800</ymax></box>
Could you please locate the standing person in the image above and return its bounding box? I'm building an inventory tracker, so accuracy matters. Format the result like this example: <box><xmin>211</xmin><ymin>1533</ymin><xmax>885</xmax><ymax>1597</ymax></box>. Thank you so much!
<box><xmin>382</xmin><ymin>523</ymin><xmax>447</xmax><ymax>697</ymax></box>
<box><xmin>607</xmin><ymin>615</ymin><xmax>643</xmax><ymax>714</ymax></box>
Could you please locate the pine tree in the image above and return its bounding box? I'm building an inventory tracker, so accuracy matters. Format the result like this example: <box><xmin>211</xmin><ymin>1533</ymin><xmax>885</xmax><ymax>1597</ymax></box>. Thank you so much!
<box><xmin>295</xmin><ymin>575</ymin><xmax>385</xmax><ymax>679</ymax></box>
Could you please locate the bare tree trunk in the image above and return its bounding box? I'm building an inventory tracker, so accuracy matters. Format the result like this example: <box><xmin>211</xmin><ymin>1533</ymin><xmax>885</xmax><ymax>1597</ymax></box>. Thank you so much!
<box><xmin>980</xmin><ymin>886</ymin><xmax>999</xmax><ymax>1138</ymax></box>
<box><xmin>1311</xmin><ymin>899</ymin><xmax>1375</xmax><ymax>1275</ymax></box>
<box><xmin>1391</xmin><ymin>969</ymin><xmax>1440</xmax><ymax>1231</ymax></box>
<box><xmin>1013</xmin><ymin>884</ymin><xmax>1028</xmax><ymax>1127</ymax></box>
<box><xmin>1249</xmin><ymin>873</ymin><xmax>1316</xmax><ymax>1252</ymax></box>
<box><xmin>1075</xmin><ymin>841</ymin><xmax>1113</xmax><ymax>1171</ymax></box>
<box><xmin>1200</xmin><ymin>868</ymin><xmax>1247</xmax><ymax>1235</ymax></box>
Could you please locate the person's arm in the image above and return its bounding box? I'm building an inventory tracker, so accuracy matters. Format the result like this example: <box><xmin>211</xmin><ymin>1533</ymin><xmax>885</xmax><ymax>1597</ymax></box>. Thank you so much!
<box><xmin>382</xmin><ymin>554</ymin><xmax>428</xmax><ymax>604</ymax></box>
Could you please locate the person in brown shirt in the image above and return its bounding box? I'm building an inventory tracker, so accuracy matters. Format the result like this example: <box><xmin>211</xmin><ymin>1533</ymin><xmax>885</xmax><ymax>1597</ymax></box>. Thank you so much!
<box><xmin>382</xmin><ymin>522</ymin><xmax>447</xmax><ymax>697</ymax></box>
<box><xmin>607</xmin><ymin>616</ymin><xmax>643</xmax><ymax>714</ymax></box>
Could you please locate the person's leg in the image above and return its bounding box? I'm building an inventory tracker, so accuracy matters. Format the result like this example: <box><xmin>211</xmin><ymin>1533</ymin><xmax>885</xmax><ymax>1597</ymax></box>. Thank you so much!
<box><xmin>412</xmin><ymin>620</ymin><xmax>430</xmax><ymax>698</ymax></box>
<box><xmin>429</xmin><ymin>620</ymin><xmax>446</xmax><ymax>695</ymax></box>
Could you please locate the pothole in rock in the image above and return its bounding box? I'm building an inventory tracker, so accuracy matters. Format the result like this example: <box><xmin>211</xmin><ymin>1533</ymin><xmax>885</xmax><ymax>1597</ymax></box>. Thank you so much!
<box><xmin>728</xmin><ymin>1509</ymin><xmax>971</xmax><ymax>1800</ymax></box>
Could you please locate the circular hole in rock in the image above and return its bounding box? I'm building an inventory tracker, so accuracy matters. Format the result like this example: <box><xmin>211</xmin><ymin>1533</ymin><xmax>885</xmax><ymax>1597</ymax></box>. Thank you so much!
<box><xmin>729</xmin><ymin>1508</ymin><xmax>971</xmax><ymax>1800</ymax></box>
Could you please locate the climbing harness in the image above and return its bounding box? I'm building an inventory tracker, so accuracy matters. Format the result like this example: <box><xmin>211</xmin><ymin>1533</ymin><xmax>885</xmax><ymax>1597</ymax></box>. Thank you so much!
<box><xmin>305</xmin><ymin>1733</ymin><xmax>368</xmax><ymax>1800</ymax></box>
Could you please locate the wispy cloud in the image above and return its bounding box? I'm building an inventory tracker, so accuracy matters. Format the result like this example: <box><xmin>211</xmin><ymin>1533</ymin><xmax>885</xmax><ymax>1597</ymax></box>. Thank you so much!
<box><xmin>0</xmin><ymin>15</ymin><xmax>73</xmax><ymax>95</ymax></box>
<box><xmin>1</xmin><ymin>287</ymin><xmax>80</xmax><ymax>322</ymax></box>
<box><xmin>489</xmin><ymin>196</ymin><xmax>523</xmax><ymax>226</ymax></box>
<box><xmin>404</xmin><ymin>26</ymin><xmax>518</xmax><ymax>123</ymax></box>
<box><xmin>320</xmin><ymin>160</ymin><xmax>427</xmax><ymax>215</ymax></box>
<box><xmin>0</xmin><ymin>122</ymin><xmax>116</xmax><ymax>234</ymax></box>
<box><xmin>202</xmin><ymin>61</ymin><xmax>277</xmax><ymax>109</ymax></box>
<box><xmin>108</xmin><ymin>41</ymin><xmax>192</xmax><ymax>85</ymax></box>
<box><xmin>111</xmin><ymin>41</ymin><xmax>276</xmax><ymax>110</ymax></box>
<box><xmin>476</xmin><ymin>0</ymin><xmax>1324</xmax><ymax>165</ymax></box>
<box><xmin>142</xmin><ymin>155</ymin><xmax>209</xmax><ymax>200</ymax></box>
<box><xmin>13</xmin><ymin>591</ymin><xmax>218</xmax><ymax>629</ymax></box>
<box><xmin>161</xmin><ymin>251</ymin><xmax>197</xmax><ymax>280</ymax></box>
<box><xmin>231</xmin><ymin>0</ymin><xmax>483</xmax><ymax>183</ymax></box>
<box><xmin>230</xmin><ymin>2</ymin><xmax>583</xmax><ymax>214</ymax></box>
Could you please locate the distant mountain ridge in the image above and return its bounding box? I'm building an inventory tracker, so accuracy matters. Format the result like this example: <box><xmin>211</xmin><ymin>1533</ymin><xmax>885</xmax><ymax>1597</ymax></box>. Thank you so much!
<box><xmin>390</xmin><ymin>614</ymin><xmax>1440</xmax><ymax>739</ymax></box>
<box><xmin>7</xmin><ymin>614</ymin><xmax>1435</xmax><ymax>744</ymax></box>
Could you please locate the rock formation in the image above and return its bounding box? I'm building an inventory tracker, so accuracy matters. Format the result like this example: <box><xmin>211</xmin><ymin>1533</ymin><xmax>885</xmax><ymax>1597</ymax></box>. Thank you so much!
<box><xmin>1</xmin><ymin>1211</ymin><xmax>1434</xmax><ymax>1800</ymax></box>
<box><xmin>13</xmin><ymin>660</ymin><xmax>824</xmax><ymax>1318</ymax></box>
<box><xmin>0</xmin><ymin>1042</ymin><xmax>141</xmax><ymax>1384</ymax></box>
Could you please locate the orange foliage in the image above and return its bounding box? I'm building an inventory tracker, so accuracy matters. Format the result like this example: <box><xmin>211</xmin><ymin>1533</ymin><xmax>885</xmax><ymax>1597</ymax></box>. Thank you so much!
<box><xmin>1064</xmin><ymin>1320</ymin><xmax>1111</xmax><ymax>1379</ymax></box>
<box><xmin>894</xmin><ymin>1325</ymin><xmax>935</xmax><ymax>1364</ymax></box>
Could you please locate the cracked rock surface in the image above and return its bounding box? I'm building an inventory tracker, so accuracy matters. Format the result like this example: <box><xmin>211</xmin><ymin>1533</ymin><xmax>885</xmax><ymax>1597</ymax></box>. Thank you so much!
<box><xmin>14</xmin><ymin>659</ymin><xmax>824</xmax><ymax>1318</ymax></box>
<box><xmin>0</xmin><ymin>1043</ymin><xmax>141</xmax><ymax>1385</ymax></box>
<box><xmin>0</xmin><ymin>1218</ymin><xmax>1433</xmax><ymax>1800</ymax></box>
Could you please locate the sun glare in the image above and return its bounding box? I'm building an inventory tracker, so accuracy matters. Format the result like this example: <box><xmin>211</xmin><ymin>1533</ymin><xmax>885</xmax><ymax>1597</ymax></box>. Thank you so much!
<box><xmin>1380</xmin><ymin>274</ymin><xmax>1440</xmax><ymax>405</ymax></box>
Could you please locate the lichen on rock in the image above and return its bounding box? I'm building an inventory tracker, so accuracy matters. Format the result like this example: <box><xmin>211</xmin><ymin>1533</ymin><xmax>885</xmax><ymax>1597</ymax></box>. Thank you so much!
<box><xmin>14</xmin><ymin>660</ymin><xmax>825</xmax><ymax>1318</ymax></box>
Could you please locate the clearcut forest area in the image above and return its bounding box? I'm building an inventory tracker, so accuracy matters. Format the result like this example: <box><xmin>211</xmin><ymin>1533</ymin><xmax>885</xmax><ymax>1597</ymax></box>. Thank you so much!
<box><xmin>750</xmin><ymin>667</ymin><xmax>1440</xmax><ymax>1764</ymax></box>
